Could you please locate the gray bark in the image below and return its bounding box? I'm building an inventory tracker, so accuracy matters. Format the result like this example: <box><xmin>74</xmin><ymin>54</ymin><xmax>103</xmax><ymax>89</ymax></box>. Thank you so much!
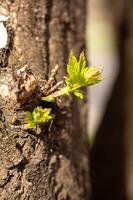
<box><xmin>0</xmin><ymin>0</ymin><xmax>89</xmax><ymax>199</ymax></box>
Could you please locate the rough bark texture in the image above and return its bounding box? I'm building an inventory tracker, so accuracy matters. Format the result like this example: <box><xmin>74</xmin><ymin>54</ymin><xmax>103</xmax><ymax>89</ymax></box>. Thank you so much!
<box><xmin>0</xmin><ymin>0</ymin><xmax>89</xmax><ymax>199</ymax></box>
<box><xmin>90</xmin><ymin>0</ymin><xmax>132</xmax><ymax>200</ymax></box>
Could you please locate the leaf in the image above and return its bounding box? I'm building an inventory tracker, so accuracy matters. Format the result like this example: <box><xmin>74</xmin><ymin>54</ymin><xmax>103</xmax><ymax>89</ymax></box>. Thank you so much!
<box><xmin>74</xmin><ymin>90</ymin><xmax>84</xmax><ymax>99</ymax></box>
<box><xmin>25</xmin><ymin>111</ymin><xmax>33</xmax><ymax>123</ymax></box>
<box><xmin>65</xmin><ymin>51</ymin><xmax>102</xmax><ymax>92</ymax></box>
<box><xmin>41</xmin><ymin>51</ymin><xmax>102</xmax><ymax>102</ymax></box>
<box><xmin>41</xmin><ymin>96</ymin><xmax>55</xmax><ymax>102</ymax></box>
<box><xmin>79</xmin><ymin>51</ymin><xmax>86</xmax><ymax>70</ymax></box>
<box><xmin>85</xmin><ymin>66</ymin><xmax>102</xmax><ymax>86</ymax></box>
<box><xmin>65</xmin><ymin>51</ymin><xmax>87</xmax><ymax>88</ymax></box>
<box><xmin>67</xmin><ymin>51</ymin><xmax>78</xmax><ymax>77</ymax></box>
<box><xmin>25</xmin><ymin>107</ymin><xmax>53</xmax><ymax>129</ymax></box>
<box><xmin>25</xmin><ymin>111</ymin><xmax>35</xmax><ymax>128</ymax></box>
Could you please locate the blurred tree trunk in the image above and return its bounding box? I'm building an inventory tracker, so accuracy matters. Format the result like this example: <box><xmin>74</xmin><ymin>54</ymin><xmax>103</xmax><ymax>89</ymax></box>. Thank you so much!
<box><xmin>124</xmin><ymin>1</ymin><xmax>133</xmax><ymax>200</ymax></box>
<box><xmin>0</xmin><ymin>1</ymin><xmax>89</xmax><ymax>199</ymax></box>
<box><xmin>90</xmin><ymin>0</ymin><xmax>133</xmax><ymax>200</ymax></box>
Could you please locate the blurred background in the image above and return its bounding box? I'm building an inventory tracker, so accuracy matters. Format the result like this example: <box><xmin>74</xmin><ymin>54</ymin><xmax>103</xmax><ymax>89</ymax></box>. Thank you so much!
<box><xmin>86</xmin><ymin>0</ymin><xmax>133</xmax><ymax>200</ymax></box>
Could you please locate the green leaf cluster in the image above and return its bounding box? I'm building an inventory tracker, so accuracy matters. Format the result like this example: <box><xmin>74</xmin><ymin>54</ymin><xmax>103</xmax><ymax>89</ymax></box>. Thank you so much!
<box><xmin>25</xmin><ymin>51</ymin><xmax>102</xmax><ymax>128</ymax></box>
<box><xmin>64</xmin><ymin>51</ymin><xmax>102</xmax><ymax>99</ymax></box>
<box><xmin>41</xmin><ymin>51</ymin><xmax>102</xmax><ymax>101</ymax></box>
<box><xmin>25</xmin><ymin>107</ymin><xmax>52</xmax><ymax>128</ymax></box>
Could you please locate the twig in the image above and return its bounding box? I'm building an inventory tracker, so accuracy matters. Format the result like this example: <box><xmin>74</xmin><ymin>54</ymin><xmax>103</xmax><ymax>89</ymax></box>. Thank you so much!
<box><xmin>11</xmin><ymin>64</ymin><xmax>16</xmax><ymax>83</ymax></box>
<box><xmin>44</xmin><ymin>64</ymin><xmax>59</xmax><ymax>90</ymax></box>
<box><xmin>46</xmin><ymin>81</ymin><xmax>63</xmax><ymax>95</ymax></box>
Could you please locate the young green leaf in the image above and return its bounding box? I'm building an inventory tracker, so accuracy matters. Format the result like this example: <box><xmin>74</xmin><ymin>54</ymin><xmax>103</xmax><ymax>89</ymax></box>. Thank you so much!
<box><xmin>84</xmin><ymin>65</ymin><xmax>102</xmax><ymax>85</ymax></box>
<box><xmin>41</xmin><ymin>51</ymin><xmax>102</xmax><ymax>102</ymax></box>
<box><xmin>64</xmin><ymin>51</ymin><xmax>102</xmax><ymax>95</ymax></box>
<box><xmin>74</xmin><ymin>90</ymin><xmax>84</xmax><ymax>99</ymax></box>
<box><xmin>41</xmin><ymin>96</ymin><xmax>55</xmax><ymax>102</ymax></box>
<box><xmin>25</xmin><ymin>107</ymin><xmax>52</xmax><ymax>128</ymax></box>
<box><xmin>25</xmin><ymin>111</ymin><xmax>35</xmax><ymax>128</ymax></box>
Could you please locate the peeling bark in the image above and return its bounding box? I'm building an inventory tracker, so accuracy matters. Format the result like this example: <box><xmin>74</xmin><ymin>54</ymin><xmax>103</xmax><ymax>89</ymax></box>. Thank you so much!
<box><xmin>0</xmin><ymin>0</ymin><xmax>89</xmax><ymax>199</ymax></box>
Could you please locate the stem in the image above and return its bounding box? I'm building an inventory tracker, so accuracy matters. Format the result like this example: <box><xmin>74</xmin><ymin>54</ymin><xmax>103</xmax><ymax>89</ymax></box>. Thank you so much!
<box><xmin>41</xmin><ymin>86</ymin><xmax>69</xmax><ymax>101</ymax></box>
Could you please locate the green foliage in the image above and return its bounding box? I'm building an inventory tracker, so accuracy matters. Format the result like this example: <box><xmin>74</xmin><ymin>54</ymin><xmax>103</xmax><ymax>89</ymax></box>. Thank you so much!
<box><xmin>24</xmin><ymin>51</ymin><xmax>102</xmax><ymax>129</ymax></box>
<box><xmin>64</xmin><ymin>51</ymin><xmax>102</xmax><ymax>94</ymax></box>
<box><xmin>42</xmin><ymin>51</ymin><xmax>102</xmax><ymax>101</ymax></box>
<box><xmin>25</xmin><ymin>107</ymin><xmax>52</xmax><ymax>128</ymax></box>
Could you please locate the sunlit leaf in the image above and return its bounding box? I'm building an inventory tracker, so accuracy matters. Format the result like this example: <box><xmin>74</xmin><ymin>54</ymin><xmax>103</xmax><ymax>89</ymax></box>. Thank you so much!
<box><xmin>25</xmin><ymin>107</ymin><xmax>53</xmax><ymax>128</ymax></box>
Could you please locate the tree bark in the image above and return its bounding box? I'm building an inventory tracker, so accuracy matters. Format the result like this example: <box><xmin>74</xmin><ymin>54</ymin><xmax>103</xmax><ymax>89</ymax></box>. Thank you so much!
<box><xmin>0</xmin><ymin>0</ymin><xmax>89</xmax><ymax>199</ymax></box>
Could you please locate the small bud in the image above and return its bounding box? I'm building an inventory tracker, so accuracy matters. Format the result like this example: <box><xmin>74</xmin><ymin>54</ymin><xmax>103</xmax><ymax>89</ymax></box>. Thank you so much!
<box><xmin>11</xmin><ymin>114</ymin><xmax>17</xmax><ymax>124</ymax></box>
<box><xmin>86</xmin><ymin>66</ymin><xmax>102</xmax><ymax>85</ymax></box>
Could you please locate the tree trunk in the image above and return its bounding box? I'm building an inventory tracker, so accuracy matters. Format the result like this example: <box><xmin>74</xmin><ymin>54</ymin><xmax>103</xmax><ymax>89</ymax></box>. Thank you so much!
<box><xmin>124</xmin><ymin>1</ymin><xmax>133</xmax><ymax>200</ymax></box>
<box><xmin>90</xmin><ymin>0</ymin><xmax>133</xmax><ymax>200</ymax></box>
<box><xmin>0</xmin><ymin>1</ymin><xmax>89</xmax><ymax>199</ymax></box>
